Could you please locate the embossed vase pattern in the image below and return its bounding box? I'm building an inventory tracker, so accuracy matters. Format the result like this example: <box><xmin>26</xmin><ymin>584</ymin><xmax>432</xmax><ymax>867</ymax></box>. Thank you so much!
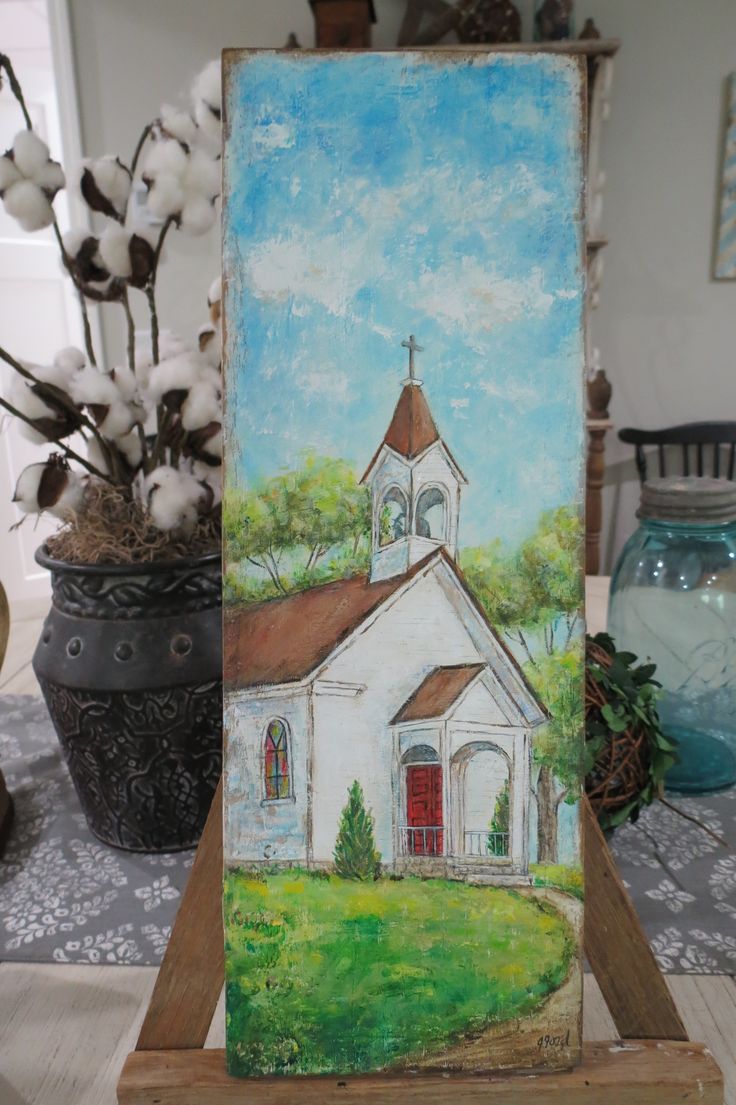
<box><xmin>32</xmin><ymin>549</ymin><xmax>222</xmax><ymax>851</ymax></box>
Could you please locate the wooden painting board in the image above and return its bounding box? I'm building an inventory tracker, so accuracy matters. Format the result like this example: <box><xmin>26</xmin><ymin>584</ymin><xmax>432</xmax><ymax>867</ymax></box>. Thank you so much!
<box><xmin>221</xmin><ymin>45</ymin><xmax>589</xmax><ymax>1080</ymax></box>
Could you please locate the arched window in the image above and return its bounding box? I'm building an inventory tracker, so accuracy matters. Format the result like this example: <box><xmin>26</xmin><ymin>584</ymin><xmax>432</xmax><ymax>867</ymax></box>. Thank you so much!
<box><xmin>379</xmin><ymin>486</ymin><xmax>408</xmax><ymax>547</ymax></box>
<box><xmin>415</xmin><ymin>486</ymin><xmax>447</xmax><ymax>541</ymax></box>
<box><xmin>264</xmin><ymin>718</ymin><xmax>291</xmax><ymax>800</ymax></box>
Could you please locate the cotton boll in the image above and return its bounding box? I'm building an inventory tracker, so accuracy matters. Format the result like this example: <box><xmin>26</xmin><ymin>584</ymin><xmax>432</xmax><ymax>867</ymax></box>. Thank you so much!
<box><xmin>134</xmin><ymin>329</ymin><xmax>189</xmax><ymax>389</ymax></box>
<box><xmin>145</xmin><ymin>465</ymin><xmax>206</xmax><ymax>533</ymax></box>
<box><xmin>0</xmin><ymin>154</ymin><xmax>21</xmax><ymax>192</ymax></box>
<box><xmin>180</xmin><ymin>192</ymin><xmax>216</xmax><ymax>235</ymax></box>
<box><xmin>110</xmin><ymin>363</ymin><xmax>138</xmax><ymax>404</ymax></box>
<box><xmin>198</xmin><ymin>323</ymin><xmax>221</xmax><ymax>368</ymax></box>
<box><xmin>80</xmin><ymin>155</ymin><xmax>131</xmax><ymax>219</ymax></box>
<box><xmin>146</xmin><ymin>174</ymin><xmax>185</xmax><ymax>220</ymax></box>
<box><xmin>86</xmin><ymin>436</ymin><xmax>110</xmax><ymax>475</ymax></box>
<box><xmin>8</xmin><ymin>371</ymin><xmax>73</xmax><ymax>443</ymax></box>
<box><xmin>208</xmin><ymin>275</ymin><xmax>221</xmax><ymax>307</ymax></box>
<box><xmin>201</xmin><ymin>425</ymin><xmax>222</xmax><ymax>459</ymax></box>
<box><xmin>69</xmin><ymin>365</ymin><xmax>118</xmax><ymax>408</ymax></box>
<box><xmin>13</xmin><ymin>457</ymin><xmax>84</xmax><ymax>518</ymax></box>
<box><xmin>53</xmin><ymin>346</ymin><xmax>86</xmax><ymax>375</ymax></box>
<box><xmin>12</xmin><ymin>131</ymin><xmax>51</xmax><ymax>176</ymax></box>
<box><xmin>185</xmin><ymin>148</ymin><xmax>219</xmax><ymax>198</ymax></box>
<box><xmin>3</xmin><ymin>179</ymin><xmax>54</xmax><ymax>231</ymax></box>
<box><xmin>147</xmin><ymin>351</ymin><xmax>211</xmax><ymax>407</ymax></box>
<box><xmin>180</xmin><ymin>379</ymin><xmax>221</xmax><ymax>431</ymax></box>
<box><xmin>143</xmin><ymin>138</ymin><xmax>189</xmax><ymax>180</ymax></box>
<box><xmin>192</xmin><ymin>60</ymin><xmax>221</xmax><ymax>148</ymax></box>
<box><xmin>96</xmin><ymin>399</ymin><xmax>136</xmax><ymax>438</ymax></box>
<box><xmin>11</xmin><ymin>379</ymin><xmax>57</xmax><ymax>444</ymax></box>
<box><xmin>13</xmin><ymin>462</ymin><xmax>51</xmax><ymax>513</ymax></box>
<box><xmin>62</xmin><ymin>228</ymin><xmax>88</xmax><ymax>257</ymax></box>
<box><xmin>116</xmin><ymin>430</ymin><xmax>143</xmax><ymax>470</ymax></box>
<box><xmin>99</xmin><ymin>224</ymin><xmax>133</xmax><ymax>278</ymax></box>
<box><xmin>186</xmin><ymin>419</ymin><xmax>222</xmax><ymax>464</ymax></box>
<box><xmin>34</xmin><ymin>158</ymin><xmax>65</xmax><ymax>195</ymax></box>
<box><xmin>158</xmin><ymin>104</ymin><xmax>198</xmax><ymax>147</ymax></box>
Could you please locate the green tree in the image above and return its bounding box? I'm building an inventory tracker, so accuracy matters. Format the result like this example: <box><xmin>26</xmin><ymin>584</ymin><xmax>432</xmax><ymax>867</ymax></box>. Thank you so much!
<box><xmin>487</xmin><ymin>778</ymin><xmax>509</xmax><ymax>856</ymax></box>
<box><xmin>526</xmin><ymin>644</ymin><xmax>585</xmax><ymax>864</ymax></box>
<box><xmin>460</xmin><ymin>506</ymin><xmax>583</xmax><ymax>666</ymax></box>
<box><xmin>224</xmin><ymin>454</ymin><xmax>372</xmax><ymax>599</ymax></box>
<box><xmin>333</xmin><ymin>780</ymin><xmax>381</xmax><ymax>881</ymax></box>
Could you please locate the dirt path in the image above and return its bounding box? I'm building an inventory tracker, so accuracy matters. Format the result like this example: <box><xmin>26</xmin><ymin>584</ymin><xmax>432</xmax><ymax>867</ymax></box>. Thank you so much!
<box><xmin>408</xmin><ymin>887</ymin><xmax>584</xmax><ymax>1074</ymax></box>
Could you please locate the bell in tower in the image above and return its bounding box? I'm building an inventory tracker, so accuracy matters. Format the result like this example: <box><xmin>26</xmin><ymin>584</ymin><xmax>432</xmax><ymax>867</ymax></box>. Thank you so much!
<box><xmin>360</xmin><ymin>335</ymin><xmax>468</xmax><ymax>583</ymax></box>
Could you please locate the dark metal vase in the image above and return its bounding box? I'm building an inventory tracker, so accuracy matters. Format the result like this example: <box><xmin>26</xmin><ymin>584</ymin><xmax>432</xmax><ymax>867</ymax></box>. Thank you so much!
<box><xmin>32</xmin><ymin>547</ymin><xmax>222</xmax><ymax>852</ymax></box>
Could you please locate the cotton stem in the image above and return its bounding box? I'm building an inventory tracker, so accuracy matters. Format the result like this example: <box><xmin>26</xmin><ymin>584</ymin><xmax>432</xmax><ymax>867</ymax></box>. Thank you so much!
<box><xmin>0</xmin><ymin>53</ymin><xmax>33</xmax><ymax>130</ymax></box>
<box><xmin>0</xmin><ymin>394</ymin><xmax>111</xmax><ymax>482</ymax></box>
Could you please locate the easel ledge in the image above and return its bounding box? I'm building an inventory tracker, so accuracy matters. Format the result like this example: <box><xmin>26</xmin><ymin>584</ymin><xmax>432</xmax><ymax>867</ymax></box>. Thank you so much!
<box><xmin>117</xmin><ymin>786</ymin><xmax>724</xmax><ymax>1105</ymax></box>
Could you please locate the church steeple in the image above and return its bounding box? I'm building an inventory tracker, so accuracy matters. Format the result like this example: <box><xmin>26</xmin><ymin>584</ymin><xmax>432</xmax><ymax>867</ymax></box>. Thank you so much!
<box><xmin>361</xmin><ymin>335</ymin><xmax>468</xmax><ymax>583</ymax></box>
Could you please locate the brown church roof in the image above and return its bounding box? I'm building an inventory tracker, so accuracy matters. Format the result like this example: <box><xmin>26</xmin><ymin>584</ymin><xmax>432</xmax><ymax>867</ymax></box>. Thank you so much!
<box><xmin>224</xmin><ymin>550</ymin><xmax>440</xmax><ymax>691</ymax></box>
<box><xmin>384</xmin><ymin>384</ymin><xmax>440</xmax><ymax>459</ymax></box>
<box><xmin>361</xmin><ymin>384</ymin><xmax>467</xmax><ymax>483</ymax></box>
<box><xmin>391</xmin><ymin>663</ymin><xmax>486</xmax><ymax>724</ymax></box>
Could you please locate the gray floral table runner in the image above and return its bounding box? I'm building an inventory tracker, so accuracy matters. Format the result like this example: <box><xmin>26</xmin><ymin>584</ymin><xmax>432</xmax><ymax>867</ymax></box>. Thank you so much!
<box><xmin>0</xmin><ymin>696</ymin><xmax>193</xmax><ymax>965</ymax></box>
<box><xmin>1</xmin><ymin>695</ymin><xmax>734</xmax><ymax>971</ymax></box>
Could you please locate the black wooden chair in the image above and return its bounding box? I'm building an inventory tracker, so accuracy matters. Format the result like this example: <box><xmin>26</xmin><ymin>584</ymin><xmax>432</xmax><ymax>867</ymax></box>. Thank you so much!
<box><xmin>618</xmin><ymin>422</ymin><xmax>736</xmax><ymax>484</ymax></box>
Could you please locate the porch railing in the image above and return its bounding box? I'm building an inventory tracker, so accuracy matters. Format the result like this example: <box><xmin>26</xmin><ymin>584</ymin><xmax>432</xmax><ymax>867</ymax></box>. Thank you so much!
<box><xmin>399</xmin><ymin>825</ymin><xmax>444</xmax><ymax>856</ymax></box>
<box><xmin>464</xmin><ymin>830</ymin><xmax>509</xmax><ymax>858</ymax></box>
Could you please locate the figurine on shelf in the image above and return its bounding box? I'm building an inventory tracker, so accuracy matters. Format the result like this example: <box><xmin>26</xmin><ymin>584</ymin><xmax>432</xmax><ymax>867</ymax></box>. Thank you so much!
<box><xmin>578</xmin><ymin>17</ymin><xmax>601</xmax><ymax>40</ymax></box>
<box><xmin>534</xmin><ymin>0</ymin><xmax>574</xmax><ymax>41</ymax></box>
<box><xmin>457</xmin><ymin>0</ymin><xmax>521</xmax><ymax>44</ymax></box>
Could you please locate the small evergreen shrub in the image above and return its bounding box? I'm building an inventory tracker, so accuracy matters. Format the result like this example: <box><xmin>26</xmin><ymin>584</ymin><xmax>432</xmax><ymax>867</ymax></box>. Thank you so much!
<box><xmin>333</xmin><ymin>780</ymin><xmax>381</xmax><ymax>880</ymax></box>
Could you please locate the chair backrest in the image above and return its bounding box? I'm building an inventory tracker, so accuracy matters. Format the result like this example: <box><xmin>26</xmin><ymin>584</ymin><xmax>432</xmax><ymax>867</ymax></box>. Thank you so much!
<box><xmin>618</xmin><ymin>422</ymin><xmax>736</xmax><ymax>484</ymax></box>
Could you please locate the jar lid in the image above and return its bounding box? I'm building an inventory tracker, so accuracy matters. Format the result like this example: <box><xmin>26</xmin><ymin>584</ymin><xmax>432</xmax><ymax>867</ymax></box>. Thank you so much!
<box><xmin>638</xmin><ymin>476</ymin><xmax>736</xmax><ymax>524</ymax></box>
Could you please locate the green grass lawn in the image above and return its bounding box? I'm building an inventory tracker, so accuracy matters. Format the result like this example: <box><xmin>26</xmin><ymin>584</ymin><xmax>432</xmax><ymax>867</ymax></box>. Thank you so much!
<box><xmin>530</xmin><ymin>864</ymin><xmax>584</xmax><ymax>901</ymax></box>
<box><xmin>224</xmin><ymin>869</ymin><xmax>575</xmax><ymax>1076</ymax></box>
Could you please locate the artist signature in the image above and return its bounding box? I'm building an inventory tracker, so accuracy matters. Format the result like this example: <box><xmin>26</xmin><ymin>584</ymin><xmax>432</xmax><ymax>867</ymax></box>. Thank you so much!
<box><xmin>537</xmin><ymin>1030</ymin><xmax>571</xmax><ymax>1051</ymax></box>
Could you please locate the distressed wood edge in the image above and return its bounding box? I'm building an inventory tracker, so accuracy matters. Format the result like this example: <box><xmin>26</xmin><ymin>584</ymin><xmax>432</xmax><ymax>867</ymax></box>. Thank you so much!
<box><xmin>118</xmin><ymin>1041</ymin><xmax>722</xmax><ymax>1105</ymax></box>
<box><xmin>582</xmin><ymin>799</ymin><xmax>688</xmax><ymax>1041</ymax></box>
<box><xmin>135</xmin><ymin>777</ymin><xmax>224</xmax><ymax>1052</ymax></box>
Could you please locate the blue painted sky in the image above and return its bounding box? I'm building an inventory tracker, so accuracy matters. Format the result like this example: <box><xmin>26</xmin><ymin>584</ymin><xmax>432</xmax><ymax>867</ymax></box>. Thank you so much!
<box><xmin>223</xmin><ymin>51</ymin><xmax>585</xmax><ymax>549</ymax></box>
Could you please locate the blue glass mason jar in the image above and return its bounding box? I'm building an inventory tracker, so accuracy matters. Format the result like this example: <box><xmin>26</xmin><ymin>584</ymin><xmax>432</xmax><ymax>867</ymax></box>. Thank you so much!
<box><xmin>608</xmin><ymin>477</ymin><xmax>736</xmax><ymax>793</ymax></box>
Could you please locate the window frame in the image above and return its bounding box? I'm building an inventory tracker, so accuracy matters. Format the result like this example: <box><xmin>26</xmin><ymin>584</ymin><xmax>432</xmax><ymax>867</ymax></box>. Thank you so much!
<box><xmin>414</xmin><ymin>483</ymin><xmax>449</xmax><ymax>542</ymax></box>
<box><xmin>262</xmin><ymin>717</ymin><xmax>294</xmax><ymax>804</ymax></box>
<box><xmin>377</xmin><ymin>484</ymin><xmax>409</xmax><ymax>548</ymax></box>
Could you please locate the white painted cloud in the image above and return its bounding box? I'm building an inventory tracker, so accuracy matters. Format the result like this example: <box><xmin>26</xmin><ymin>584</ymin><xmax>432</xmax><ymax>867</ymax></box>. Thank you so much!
<box><xmin>412</xmin><ymin>259</ymin><xmax>553</xmax><ymax>336</ymax></box>
<box><xmin>253</xmin><ymin>121</ymin><xmax>294</xmax><ymax>152</ymax></box>
<box><xmin>297</xmin><ymin>368</ymin><xmax>350</xmax><ymax>401</ymax></box>
<box><xmin>244</xmin><ymin>231</ymin><xmax>376</xmax><ymax>317</ymax></box>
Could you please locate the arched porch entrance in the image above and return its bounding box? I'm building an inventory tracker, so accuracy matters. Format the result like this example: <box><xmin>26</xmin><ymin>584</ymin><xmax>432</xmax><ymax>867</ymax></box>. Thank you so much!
<box><xmin>451</xmin><ymin>741</ymin><xmax>511</xmax><ymax>860</ymax></box>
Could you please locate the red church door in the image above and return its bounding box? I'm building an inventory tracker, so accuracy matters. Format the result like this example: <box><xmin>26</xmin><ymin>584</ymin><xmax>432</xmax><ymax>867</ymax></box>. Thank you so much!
<box><xmin>406</xmin><ymin>764</ymin><xmax>443</xmax><ymax>855</ymax></box>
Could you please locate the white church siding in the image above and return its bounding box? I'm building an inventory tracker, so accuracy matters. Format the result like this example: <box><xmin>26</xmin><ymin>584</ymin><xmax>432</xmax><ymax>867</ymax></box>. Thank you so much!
<box><xmin>312</xmin><ymin>566</ymin><xmax>489</xmax><ymax>864</ymax></box>
<box><xmin>224</xmin><ymin>686</ymin><xmax>311</xmax><ymax>865</ymax></box>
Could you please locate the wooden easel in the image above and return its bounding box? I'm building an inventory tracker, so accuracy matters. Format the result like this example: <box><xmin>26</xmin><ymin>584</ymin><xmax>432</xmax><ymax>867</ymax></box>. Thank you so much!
<box><xmin>117</xmin><ymin>786</ymin><xmax>723</xmax><ymax>1103</ymax></box>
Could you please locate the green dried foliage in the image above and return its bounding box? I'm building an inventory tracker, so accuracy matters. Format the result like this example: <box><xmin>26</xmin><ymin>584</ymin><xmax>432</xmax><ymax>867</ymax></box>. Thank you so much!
<box><xmin>585</xmin><ymin>632</ymin><xmax>678</xmax><ymax>830</ymax></box>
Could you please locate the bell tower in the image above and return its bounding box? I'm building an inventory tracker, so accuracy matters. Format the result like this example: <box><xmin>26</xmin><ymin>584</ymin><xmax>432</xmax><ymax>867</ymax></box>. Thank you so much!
<box><xmin>361</xmin><ymin>335</ymin><xmax>467</xmax><ymax>583</ymax></box>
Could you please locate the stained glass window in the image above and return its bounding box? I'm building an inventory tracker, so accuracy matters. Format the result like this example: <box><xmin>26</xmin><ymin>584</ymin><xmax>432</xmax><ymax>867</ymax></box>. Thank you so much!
<box><xmin>264</xmin><ymin>719</ymin><xmax>290</xmax><ymax>800</ymax></box>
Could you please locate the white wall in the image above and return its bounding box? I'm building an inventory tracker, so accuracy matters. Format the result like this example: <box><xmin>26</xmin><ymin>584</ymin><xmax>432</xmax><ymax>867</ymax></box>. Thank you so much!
<box><xmin>576</xmin><ymin>0</ymin><xmax>736</xmax><ymax>570</ymax></box>
<box><xmin>66</xmin><ymin>0</ymin><xmax>736</xmax><ymax>571</ymax></box>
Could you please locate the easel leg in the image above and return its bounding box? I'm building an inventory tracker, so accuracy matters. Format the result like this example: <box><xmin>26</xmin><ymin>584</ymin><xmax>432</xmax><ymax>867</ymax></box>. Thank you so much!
<box><xmin>119</xmin><ymin>790</ymin><xmax>716</xmax><ymax>1104</ymax></box>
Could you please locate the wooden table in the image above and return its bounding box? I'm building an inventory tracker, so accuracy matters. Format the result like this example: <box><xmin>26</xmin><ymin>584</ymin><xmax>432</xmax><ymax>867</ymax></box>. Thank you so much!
<box><xmin>0</xmin><ymin>579</ymin><xmax>734</xmax><ymax>1105</ymax></box>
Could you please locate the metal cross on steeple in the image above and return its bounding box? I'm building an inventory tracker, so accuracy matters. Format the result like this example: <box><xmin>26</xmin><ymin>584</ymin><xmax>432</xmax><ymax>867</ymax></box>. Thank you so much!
<box><xmin>401</xmin><ymin>334</ymin><xmax>424</xmax><ymax>381</ymax></box>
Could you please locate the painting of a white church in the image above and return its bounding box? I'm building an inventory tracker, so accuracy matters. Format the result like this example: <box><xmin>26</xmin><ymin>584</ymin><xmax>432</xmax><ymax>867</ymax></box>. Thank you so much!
<box><xmin>224</xmin><ymin>339</ymin><xmax>547</xmax><ymax>884</ymax></box>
